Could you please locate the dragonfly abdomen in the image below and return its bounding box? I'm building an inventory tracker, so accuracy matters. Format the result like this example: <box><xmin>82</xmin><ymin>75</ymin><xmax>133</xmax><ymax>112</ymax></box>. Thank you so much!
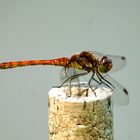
<box><xmin>0</xmin><ymin>57</ymin><xmax>69</xmax><ymax>69</ymax></box>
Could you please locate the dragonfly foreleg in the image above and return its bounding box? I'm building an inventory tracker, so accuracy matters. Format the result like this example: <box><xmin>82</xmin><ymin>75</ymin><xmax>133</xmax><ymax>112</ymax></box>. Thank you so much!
<box><xmin>96</xmin><ymin>71</ymin><xmax>115</xmax><ymax>91</ymax></box>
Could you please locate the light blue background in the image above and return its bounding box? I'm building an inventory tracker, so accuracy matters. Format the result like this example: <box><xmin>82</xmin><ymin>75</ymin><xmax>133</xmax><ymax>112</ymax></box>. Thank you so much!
<box><xmin>0</xmin><ymin>0</ymin><xmax>139</xmax><ymax>140</ymax></box>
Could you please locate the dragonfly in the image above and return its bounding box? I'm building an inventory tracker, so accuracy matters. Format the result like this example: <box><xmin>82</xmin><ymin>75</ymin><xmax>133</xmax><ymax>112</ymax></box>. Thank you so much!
<box><xmin>0</xmin><ymin>51</ymin><xmax>129</xmax><ymax>105</ymax></box>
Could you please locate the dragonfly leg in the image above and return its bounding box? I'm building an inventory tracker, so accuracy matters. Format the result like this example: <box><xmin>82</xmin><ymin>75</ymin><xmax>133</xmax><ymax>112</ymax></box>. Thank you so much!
<box><xmin>68</xmin><ymin>72</ymin><xmax>89</xmax><ymax>97</ymax></box>
<box><xmin>59</xmin><ymin>72</ymin><xmax>88</xmax><ymax>87</ymax></box>
<box><xmin>59</xmin><ymin>72</ymin><xmax>89</xmax><ymax>96</ymax></box>
<box><xmin>88</xmin><ymin>71</ymin><xmax>101</xmax><ymax>96</ymax></box>
<box><xmin>69</xmin><ymin>72</ymin><xmax>90</xmax><ymax>97</ymax></box>
<box><xmin>86</xmin><ymin>70</ymin><xmax>114</xmax><ymax>93</ymax></box>
<box><xmin>95</xmin><ymin>71</ymin><xmax>115</xmax><ymax>91</ymax></box>
<box><xmin>88</xmin><ymin>71</ymin><xmax>102</xmax><ymax>85</ymax></box>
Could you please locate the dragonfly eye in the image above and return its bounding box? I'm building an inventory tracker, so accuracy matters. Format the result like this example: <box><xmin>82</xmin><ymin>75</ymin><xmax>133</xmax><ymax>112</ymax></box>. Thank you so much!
<box><xmin>98</xmin><ymin>56</ymin><xmax>112</xmax><ymax>73</ymax></box>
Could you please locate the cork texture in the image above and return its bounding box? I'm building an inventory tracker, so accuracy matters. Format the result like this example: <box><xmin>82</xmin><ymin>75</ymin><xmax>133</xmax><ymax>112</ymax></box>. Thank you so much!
<box><xmin>48</xmin><ymin>87</ymin><xmax>113</xmax><ymax>140</ymax></box>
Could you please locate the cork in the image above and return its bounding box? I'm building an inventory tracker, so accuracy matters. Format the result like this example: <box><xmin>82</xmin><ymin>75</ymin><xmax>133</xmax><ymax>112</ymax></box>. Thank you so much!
<box><xmin>48</xmin><ymin>86</ymin><xmax>113</xmax><ymax>140</ymax></box>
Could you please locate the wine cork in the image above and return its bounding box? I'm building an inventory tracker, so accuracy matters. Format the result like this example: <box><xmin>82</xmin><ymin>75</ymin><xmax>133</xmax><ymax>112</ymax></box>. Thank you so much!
<box><xmin>48</xmin><ymin>86</ymin><xmax>113</xmax><ymax>140</ymax></box>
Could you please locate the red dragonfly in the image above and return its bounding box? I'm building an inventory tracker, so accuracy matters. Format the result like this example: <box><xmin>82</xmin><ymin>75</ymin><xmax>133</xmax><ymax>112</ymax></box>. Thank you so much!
<box><xmin>0</xmin><ymin>51</ymin><xmax>129</xmax><ymax>105</ymax></box>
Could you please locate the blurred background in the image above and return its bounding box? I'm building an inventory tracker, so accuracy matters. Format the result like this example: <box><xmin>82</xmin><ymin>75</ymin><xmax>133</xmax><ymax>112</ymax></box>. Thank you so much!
<box><xmin>0</xmin><ymin>0</ymin><xmax>139</xmax><ymax>140</ymax></box>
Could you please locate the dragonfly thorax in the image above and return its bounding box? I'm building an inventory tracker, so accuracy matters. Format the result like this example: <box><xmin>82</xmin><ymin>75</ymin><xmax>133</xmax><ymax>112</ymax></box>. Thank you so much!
<box><xmin>66</xmin><ymin>51</ymin><xmax>99</xmax><ymax>72</ymax></box>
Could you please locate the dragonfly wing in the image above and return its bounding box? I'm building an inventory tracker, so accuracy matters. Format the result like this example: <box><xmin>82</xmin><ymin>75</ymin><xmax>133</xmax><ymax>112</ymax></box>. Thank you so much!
<box><xmin>104</xmin><ymin>74</ymin><xmax>129</xmax><ymax>105</ymax></box>
<box><xmin>59</xmin><ymin>67</ymin><xmax>77</xmax><ymax>84</ymax></box>
<box><xmin>59</xmin><ymin>67</ymin><xmax>89</xmax><ymax>86</ymax></box>
<box><xmin>59</xmin><ymin>67</ymin><xmax>129</xmax><ymax>105</ymax></box>
<box><xmin>93</xmin><ymin>51</ymin><xmax>126</xmax><ymax>72</ymax></box>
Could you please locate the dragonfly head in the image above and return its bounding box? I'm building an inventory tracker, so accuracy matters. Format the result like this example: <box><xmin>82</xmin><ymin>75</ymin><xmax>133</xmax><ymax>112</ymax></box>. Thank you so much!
<box><xmin>98</xmin><ymin>56</ymin><xmax>112</xmax><ymax>73</ymax></box>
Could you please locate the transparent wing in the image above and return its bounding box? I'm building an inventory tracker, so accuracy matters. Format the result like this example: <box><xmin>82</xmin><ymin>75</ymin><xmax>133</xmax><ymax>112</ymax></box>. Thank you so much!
<box><xmin>59</xmin><ymin>67</ymin><xmax>78</xmax><ymax>84</ymax></box>
<box><xmin>104</xmin><ymin>74</ymin><xmax>129</xmax><ymax>105</ymax></box>
<box><xmin>93</xmin><ymin>51</ymin><xmax>126</xmax><ymax>72</ymax></box>
<box><xmin>59</xmin><ymin>67</ymin><xmax>89</xmax><ymax>86</ymax></box>
<box><xmin>59</xmin><ymin>67</ymin><xmax>129</xmax><ymax>105</ymax></box>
